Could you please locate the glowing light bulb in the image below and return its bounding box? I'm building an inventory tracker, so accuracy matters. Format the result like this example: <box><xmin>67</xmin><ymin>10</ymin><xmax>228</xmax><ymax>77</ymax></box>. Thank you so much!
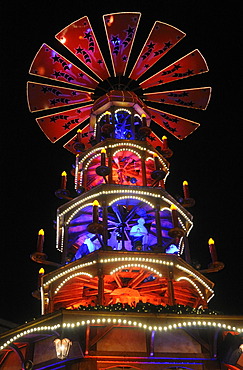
<box><xmin>170</xmin><ymin>204</ymin><xmax>177</xmax><ymax>211</ymax></box>
<box><xmin>208</xmin><ymin>238</ymin><xmax>214</xmax><ymax>245</ymax></box>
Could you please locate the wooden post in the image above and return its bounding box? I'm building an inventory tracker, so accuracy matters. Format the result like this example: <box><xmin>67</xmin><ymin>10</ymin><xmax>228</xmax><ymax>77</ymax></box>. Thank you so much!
<box><xmin>146</xmin><ymin>330</ymin><xmax>155</xmax><ymax>356</ymax></box>
<box><xmin>183</xmin><ymin>236</ymin><xmax>191</xmax><ymax>264</ymax></box>
<box><xmin>155</xmin><ymin>204</ymin><xmax>163</xmax><ymax>249</ymax></box>
<box><xmin>107</xmin><ymin>148</ymin><xmax>113</xmax><ymax>184</ymax></box>
<box><xmin>102</xmin><ymin>200</ymin><xmax>108</xmax><ymax>248</ymax></box>
<box><xmin>167</xmin><ymin>267</ymin><xmax>175</xmax><ymax>306</ymax></box>
<box><xmin>141</xmin><ymin>154</ymin><xmax>147</xmax><ymax>187</ymax></box>
<box><xmin>98</xmin><ymin>266</ymin><xmax>104</xmax><ymax>305</ymax></box>
<box><xmin>82</xmin><ymin>169</ymin><xmax>88</xmax><ymax>190</ymax></box>
<box><xmin>85</xmin><ymin>324</ymin><xmax>90</xmax><ymax>355</ymax></box>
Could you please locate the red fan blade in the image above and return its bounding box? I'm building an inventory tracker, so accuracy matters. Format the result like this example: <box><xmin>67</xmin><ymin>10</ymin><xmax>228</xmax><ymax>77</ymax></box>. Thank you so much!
<box><xmin>63</xmin><ymin>123</ymin><xmax>95</xmax><ymax>153</ymax></box>
<box><xmin>29</xmin><ymin>44</ymin><xmax>98</xmax><ymax>89</ymax></box>
<box><xmin>146</xmin><ymin>131</ymin><xmax>166</xmax><ymax>149</ymax></box>
<box><xmin>144</xmin><ymin>87</ymin><xmax>211</xmax><ymax>110</ymax></box>
<box><xmin>36</xmin><ymin>105</ymin><xmax>93</xmax><ymax>143</ymax></box>
<box><xmin>55</xmin><ymin>16</ymin><xmax>110</xmax><ymax>81</ymax></box>
<box><xmin>129</xmin><ymin>21</ymin><xmax>185</xmax><ymax>81</ymax></box>
<box><xmin>147</xmin><ymin>106</ymin><xmax>199</xmax><ymax>139</ymax></box>
<box><xmin>103</xmin><ymin>12</ymin><xmax>141</xmax><ymax>77</ymax></box>
<box><xmin>140</xmin><ymin>50</ymin><xmax>208</xmax><ymax>89</ymax></box>
<box><xmin>27</xmin><ymin>82</ymin><xmax>94</xmax><ymax>112</ymax></box>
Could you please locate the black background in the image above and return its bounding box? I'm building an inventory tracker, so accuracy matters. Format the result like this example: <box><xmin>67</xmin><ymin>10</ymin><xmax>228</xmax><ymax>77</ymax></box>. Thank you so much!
<box><xmin>1</xmin><ymin>0</ymin><xmax>242</xmax><ymax>324</ymax></box>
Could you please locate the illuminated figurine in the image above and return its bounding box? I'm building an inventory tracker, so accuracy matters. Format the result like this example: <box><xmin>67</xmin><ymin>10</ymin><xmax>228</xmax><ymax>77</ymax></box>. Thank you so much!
<box><xmin>129</xmin><ymin>218</ymin><xmax>148</xmax><ymax>251</ymax></box>
<box><xmin>74</xmin><ymin>233</ymin><xmax>101</xmax><ymax>260</ymax></box>
<box><xmin>165</xmin><ymin>243</ymin><xmax>179</xmax><ymax>255</ymax></box>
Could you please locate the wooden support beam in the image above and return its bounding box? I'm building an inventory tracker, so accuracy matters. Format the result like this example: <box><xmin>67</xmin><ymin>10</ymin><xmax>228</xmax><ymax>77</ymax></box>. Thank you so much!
<box><xmin>89</xmin><ymin>325</ymin><xmax>114</xmax><ymax>349</ymax></box>
<box><xmin>114</xmin><ymin>272</ymin><xmax>123</xmax><ymax>288</ymax></box>
<box><xmin>183</xmin><ymin>328</ymin><xmax>210</xmax><ymax>353</ymax></box>
<box><xmin>128</xmin><ymin>271</ymin><xmax>147</xmax><ymax>289</ymax></box>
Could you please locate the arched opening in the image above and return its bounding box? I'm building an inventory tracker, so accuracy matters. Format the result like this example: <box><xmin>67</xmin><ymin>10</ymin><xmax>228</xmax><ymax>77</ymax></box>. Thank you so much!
<box><xmin>65</xmin><ymin>197</ymin><xmax>178</xmax><ymax>262</ymax></box>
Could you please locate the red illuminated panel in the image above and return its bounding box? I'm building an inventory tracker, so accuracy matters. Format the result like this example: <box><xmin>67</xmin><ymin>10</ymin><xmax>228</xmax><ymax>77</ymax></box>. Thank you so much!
<box><xmin>27</xmin><ymin>82</ymin><xmax>94</xmax><ymax>112</ymax></box>
<box><xmin>29</xmin><ymin>44</ymin><xmax>98</xmax><ymax>89</ymax></box>
<box><xmin>144</xmin><ymin>87</ymin><xmax>211</xmax><ymax>110</ymax></box>
<box><xmin>103</xmin><ymin>12</ymin><xmax>141</xmax><ymax>76</ymax></box>
<box><xmin>147</xmin><ymin>106</ymin><xmax>199</xmax><ymax>139</ymax></box>
<box><xmin>55</xmin><ymin>16</ymin><xmax>110</xmax><ymax>81</ymax></box>
<box><xmin>140</xmin><ymin>50</ymin><xmax>209</xmax><ymax>89</ymax></box>
<box><xmin>146</xmin><ymin>131</ymin><xmax>165</xmax><ymax>149</ymax></box>
<box><xmin>129</xmin><ymin>21</ymin><xmax>185</xmax><ymax>81</ymax></box>
<box><xmin>63</xmin><ymin>123</ymin><xmax>95</xmax><ymax>153</ymax></box>
<box><xmin>36</xmin><ymin>105</ymin><xmax>92</xmax><ymax>143</ymax></box>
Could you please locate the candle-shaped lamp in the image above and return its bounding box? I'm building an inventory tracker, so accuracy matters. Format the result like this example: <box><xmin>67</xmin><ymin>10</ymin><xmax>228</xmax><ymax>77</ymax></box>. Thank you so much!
<box><xmin>208</xmin><ymin>238</ymin><xmax>218</xmax><ymax>263</ymax></box>
<box><xmin>161</xmin><ymin>135</ymin><xmax>173</xmax><ymax>158</ymax></box>
<box><xmin>183</xmin><ymin>180</ymin><xmax>190</xmax><ymax>199</ymax></box>
<box><xmin>170</xmin><ymin>204</ymin><xmax>178</xmax><ymax>228</ymax></box>
<box><xmin>105</xmin><ymin>111</ymin><xmax>111</xmax><ymax>124</ymax></box>
<box><xmin>37</xmin><ymin>229</ymin><xmax>44</xmax><ymax>253</ymax></box>
<box><xmin>141</xmin><ymin>113</ymin><xmax>147</xmax><ymax>127</ymax></box>
<box><xmin>101</xmin><ymin>148</ymin><xmax>106</xmax><ymax>166</ymax></box>
<box><xmin>153</xmin><ymin>152</ymin><xmax>161</xmax><ymax>171</ymax></box>
<box><xmin>38</xmin><ymin>267</ymin><xmax>45</xmax><ymax>287</ymax></box>
<box><xmin>77</xmin><ymin>129</ymin><xmax>82</xmax><ymax>143</ymax></box>
<box><xmin>162</xmin><ymin>136</ymin><xmax>168</xmax><ymax>150</ymax></box>
<box><xmin>61</xmin><ymin>171</ymin><xmax>67</xmax><ymax>190</ymax></box>
<box><xmin>92</xmin><ymin>200</ymin><xmax>99</xmax><ymax>224</ymax></box>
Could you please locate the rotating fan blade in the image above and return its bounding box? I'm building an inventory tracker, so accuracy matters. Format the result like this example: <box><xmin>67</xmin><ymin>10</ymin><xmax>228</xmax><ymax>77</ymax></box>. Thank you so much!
<box><xmin>103</xmin><ymin>12</ymin><xmax>141</xmax><ymax>77</ymax></box>
<box><xmin>140</xmin><ymin>130</ymin><xmax>165</xmax><ymax>150</ymax></box>
<box><xmin>36</xmin><ymin>105</ymin><xmax>93</xmax><ymax>143</ymax></box>
<box><xmin>129</xmin><ymin>21</ymin><xmax>185</xmax><ymax>81</ymax></box>
<box><xmin>143</xmin><ymin>87</ymin><xmax>211</xmax><ymax>110</ymax></box>
<box><xmin>27</xmin><ymin>82</ymin><xmax>94</xmax><ymax>112</ymax></box>
<box><xmin>140</xmin><ymin>49</ymin><xmax>209</xmax><ymax>90</ymax></box>
<box><xmin>29</xmin><ymin>44</ymin><xmax>99</xmax><ymax>89</ymax></box>
<box><xmin>147</xmin><ymin>106</ymin><xmax>199</xmax><ymax>140</ymax></box>
<box><xmin>63</xmin><ymin>123</ymin><xmax>95</xmax><ymax>153</ymax></box>
<box><xmin>55</xmin><ymin>16</ymin><xmax>110</xmax><ymax>81</ymax></box>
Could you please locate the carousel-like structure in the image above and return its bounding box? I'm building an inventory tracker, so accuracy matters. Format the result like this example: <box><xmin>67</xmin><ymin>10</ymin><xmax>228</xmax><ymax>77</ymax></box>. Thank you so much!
<box><xmin>1</xmin><ymin>12</ymin><xmax>243</xmax><ymax>370</ymax></box>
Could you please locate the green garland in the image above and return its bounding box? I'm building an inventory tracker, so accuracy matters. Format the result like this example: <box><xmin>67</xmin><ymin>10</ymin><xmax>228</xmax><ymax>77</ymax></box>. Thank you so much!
<box><xmin>77</xmin><ymin>302</ymin><xmax>221</xmax><ymax>315</ymax></box>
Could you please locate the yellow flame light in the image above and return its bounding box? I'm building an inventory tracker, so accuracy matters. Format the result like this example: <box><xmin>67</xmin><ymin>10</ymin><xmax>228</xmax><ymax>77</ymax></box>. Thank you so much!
<box><xmin>170</xmin><ymin>204</ymin><xmax>177</xmax><ymax>211</ymax></box>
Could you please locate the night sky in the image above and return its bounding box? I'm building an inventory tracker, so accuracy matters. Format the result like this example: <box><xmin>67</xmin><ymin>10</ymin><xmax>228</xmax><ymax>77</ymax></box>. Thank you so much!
<box><xmin>1</xmin><ymin>1</ymin><xmax>242</xmax><ymax>324</ymax></box>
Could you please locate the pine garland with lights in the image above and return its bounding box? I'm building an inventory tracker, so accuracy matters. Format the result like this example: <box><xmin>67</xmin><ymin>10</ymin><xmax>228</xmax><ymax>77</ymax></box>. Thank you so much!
<box><xmin>77</xmin><ymin>302</ymin><xmax>221</xmax><ymax>315</ymax></box>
